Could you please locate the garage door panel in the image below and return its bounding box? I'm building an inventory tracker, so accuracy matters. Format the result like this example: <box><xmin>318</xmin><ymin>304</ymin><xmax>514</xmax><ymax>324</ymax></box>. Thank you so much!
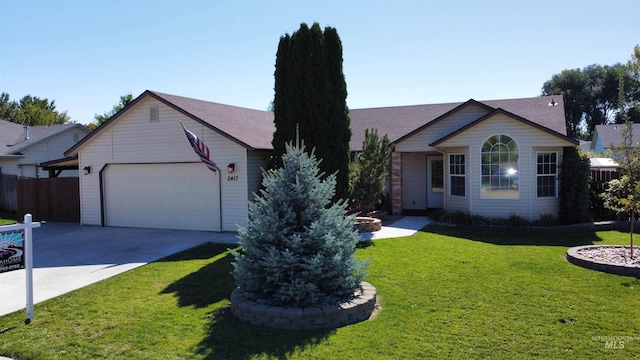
<box><xmin>104</xmin><ymin>163</ymin><xmax>220</xmax><ymax>231</ymax></box>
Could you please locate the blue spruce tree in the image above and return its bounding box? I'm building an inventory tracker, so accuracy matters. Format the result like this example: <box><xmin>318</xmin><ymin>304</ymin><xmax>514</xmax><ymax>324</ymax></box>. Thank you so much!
<box><xmin>233</xmin><ymin>142</ymin><xmax>367</xmax><ymax>307</ymax></box>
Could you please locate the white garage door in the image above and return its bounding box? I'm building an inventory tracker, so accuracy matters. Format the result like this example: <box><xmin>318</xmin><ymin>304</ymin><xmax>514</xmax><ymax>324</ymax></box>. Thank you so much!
<box><xmin>104</xmin><ymin>163</ymin><xmax>220</xmax><ymax>231</ymax></box>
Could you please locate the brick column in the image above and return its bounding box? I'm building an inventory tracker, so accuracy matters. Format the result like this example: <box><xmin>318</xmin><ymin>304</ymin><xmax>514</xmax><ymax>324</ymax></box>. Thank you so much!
<box><xmin>391</xmin><ymin>152</ymin><xmax>402</xmax><ymax>215</ymax></box>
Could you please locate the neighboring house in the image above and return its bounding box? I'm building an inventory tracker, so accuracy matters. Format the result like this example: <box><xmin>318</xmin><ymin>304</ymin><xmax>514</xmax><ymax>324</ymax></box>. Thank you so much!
<box><xmin>0</xmin><ymin>119</ymin><xmax>90</xmax><ymax>178</ymax></box>
<box><xmin>590</xmin><ymin>123</ymin><xmax>640</xmax><ymax>154</ymax></box>
<box><xmin>64</xmin><ymin>90</ymin><xmax>575</xmax><ymax>232</ymax></box>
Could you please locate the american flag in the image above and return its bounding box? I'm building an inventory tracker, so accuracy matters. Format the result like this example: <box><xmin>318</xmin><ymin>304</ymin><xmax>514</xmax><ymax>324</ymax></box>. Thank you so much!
<box><xmin>180</xmin><ymin>122</ymin><xmax>219</xmax><ymax>173</ymax></box>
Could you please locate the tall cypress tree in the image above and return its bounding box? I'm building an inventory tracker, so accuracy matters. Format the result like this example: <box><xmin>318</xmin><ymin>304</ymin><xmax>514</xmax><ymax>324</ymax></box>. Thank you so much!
<box><xmin>272</xmin><ymin>22</ymin><xmax>351</xmax><ymax>201</ymax></box>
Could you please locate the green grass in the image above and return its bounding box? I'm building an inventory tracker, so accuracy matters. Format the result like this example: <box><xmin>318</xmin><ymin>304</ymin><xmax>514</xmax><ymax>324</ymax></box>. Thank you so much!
<box><xmin>1</xmin><ymin>226</ymin><xmax>639</xmax><ymax>359</ymax></box>
<box><xmin>0</xmin><ymin>211</ymin><xmax>17</xmax><ymax>225</ymax></box>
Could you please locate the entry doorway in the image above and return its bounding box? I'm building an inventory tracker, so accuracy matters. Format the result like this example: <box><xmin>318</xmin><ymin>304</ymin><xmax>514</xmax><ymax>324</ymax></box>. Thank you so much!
<box><xmin>427</xmin><ymin>155</ymin><xmax>444</xmax><ymax>208</ymax></box>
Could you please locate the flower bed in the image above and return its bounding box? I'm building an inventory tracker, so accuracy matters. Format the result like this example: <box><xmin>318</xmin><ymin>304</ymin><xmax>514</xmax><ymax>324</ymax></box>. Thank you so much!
<box><xmin>230</xmin><ymin>282</ymin><xmax>377</xmax><ymax>331</ymax></box>
<box><xmin>353</xmin><ymin>217</ymin><xmax>382</xmax><ymax>232</ymax></box>
<box><xmin>566</xmin><ymin>245</ymin><xmax>640</xmax><ymax>278</ymax></box>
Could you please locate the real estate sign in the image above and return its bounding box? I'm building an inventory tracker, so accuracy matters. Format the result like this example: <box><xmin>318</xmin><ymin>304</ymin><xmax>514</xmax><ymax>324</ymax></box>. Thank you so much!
<box><xmin>0</xmin><ymin>230</ymin><xmax>25</xmax><ymax>273</ymax></box>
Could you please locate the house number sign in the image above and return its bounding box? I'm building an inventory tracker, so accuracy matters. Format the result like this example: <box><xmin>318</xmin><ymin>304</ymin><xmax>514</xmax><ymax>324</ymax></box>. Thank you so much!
<box><xmin>227</xmin><ymin>176</ymin><xmax>239</xmax><ymax>182</ymax></box>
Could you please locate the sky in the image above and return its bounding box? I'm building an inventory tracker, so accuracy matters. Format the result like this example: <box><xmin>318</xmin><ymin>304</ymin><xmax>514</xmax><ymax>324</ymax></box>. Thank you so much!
<box><xmin>1</xmin><ymin>0</ymin><xmax>639</xmax><ymax>125</ymax></box>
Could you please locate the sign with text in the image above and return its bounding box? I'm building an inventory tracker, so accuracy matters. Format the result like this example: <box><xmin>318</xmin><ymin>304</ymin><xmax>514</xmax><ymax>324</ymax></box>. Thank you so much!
<box><xmin>0</xmin><ymin>231</ymin><xmax>25</xmax><ymax>273</ymax></box>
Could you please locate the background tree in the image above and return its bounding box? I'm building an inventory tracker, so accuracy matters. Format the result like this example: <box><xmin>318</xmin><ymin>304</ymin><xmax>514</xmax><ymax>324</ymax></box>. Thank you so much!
<box><xmin>349</xmin><ymin>129</ymin><xmax>391</xmax><ymax>213</ymax></box>
<box><xmin>601</xmin><ymin>70</ymin><xmax>640</xmax><ymax>259</ymax></box>
<box><xmin>542</xmin><ymin>47</ymin><xmax>640</xmax><ymax>139</ymax></box>
<box><xmin>90</xmin><ymin>93</ymin><xmax>134</xmax><ymax>130</ymax></box>
<box><xmin>233</xmin><ymin>142</ymin><xmax>367</xmax><ymax>307</ymax></box>
<box><xmin>0</xmin><ymin>92</ymin><xmax>19</xmax><ymax>122</ymax></box>
<box><xmin>0</xmin><ymin>93</ymin><xmax>70</xmax><ymax>125</ymax></box>
<box><xmin>542</xmin><ymin>69</ymin><xmax>588</xmax><ymax>139</ymax></box>
<box><xmin>17</xmin><ymin>95</ymin><xmax>70</xmax><ymax>126</ymax></box>
<box><xmin>272</xmin><ymin>22</ymin><xmax>351</xmax><ymax>201</ymax></box>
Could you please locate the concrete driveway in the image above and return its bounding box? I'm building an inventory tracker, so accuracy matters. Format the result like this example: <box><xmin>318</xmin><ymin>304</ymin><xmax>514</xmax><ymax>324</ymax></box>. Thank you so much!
<box><xmin>0</xmin><ymin>223</ymin><xmax>238</xmax><ymax>317</ymax></box>
<box><xmin>0</xmin><ymin>216</ymin><xmax>430</xmax><ymax>318</ymax></box>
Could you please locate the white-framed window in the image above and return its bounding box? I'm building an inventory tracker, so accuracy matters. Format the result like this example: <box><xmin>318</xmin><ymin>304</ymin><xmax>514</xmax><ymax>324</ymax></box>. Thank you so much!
<box><xmin>536</xmin><ymin>151</ymin><xmax>558</xmax><ymax>197</ymax></box>
<box><xmin>481</xmin><ymin>134</ymin><xmax>519</xmax><ymax>199</ymax></box>
<box><xmin>449</xmin><ymin>154</ymin><xmax>465</xmax><ymax>197</ymax></box>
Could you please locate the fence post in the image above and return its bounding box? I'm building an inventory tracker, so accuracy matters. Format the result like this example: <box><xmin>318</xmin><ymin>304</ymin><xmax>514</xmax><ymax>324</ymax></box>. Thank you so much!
<box><xmin>24</xmin><ymin>213</ymin><xmax>34</xmax><ymax>324</ymax></box>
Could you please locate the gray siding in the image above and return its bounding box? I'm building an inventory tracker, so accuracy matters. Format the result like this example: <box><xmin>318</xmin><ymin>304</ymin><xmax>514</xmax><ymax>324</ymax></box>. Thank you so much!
<box><xmin>77</xmin><ymin>97</ymin><xmax>251</xmax><ymax>229</ymax></box>
<box><xmin>436</xmin><ymin>114</ymin><xmax>571</xmax><ymax>220</ymax></box>
<box><xmin>396</xmin><ymin>104</ymin><xmax>490</xmax><ymax>152</ymax></box>
<box><xmin>402</xmin><ymin>153</ymin><xmax>427</xmax><ymax>210</ymax></box>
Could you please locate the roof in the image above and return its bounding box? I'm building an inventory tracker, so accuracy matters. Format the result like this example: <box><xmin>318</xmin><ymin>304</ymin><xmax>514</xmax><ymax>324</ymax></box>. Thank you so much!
<box><xmin>593</xmin><ymin>124</ymin><xmax>640</xmax><ymax>149</ymax></box>
<box><xmin>0</xmin><ymin>119</ymin><xmax>90</xmax><ymax>157</ymax></box>
<box><xmin>66</xmin><ymin>91</ymin><xmax>571</xmax><ymax>155</ymax></box>
<box><xmin>66</xmin><ymin>90</ymin><xmax>275</xmax><ymax>155</ymax></box>
<box><xmin>349</xmin><ymin>95</ymin><xmax>567</xmax><ymax>150</ymax></box>
<box><xmin>150</xmin><ymin>91</ymin><xmax>275</xmax><ymax>150</ymax></box>
<box><xmin>40</xmin><ymin>155</ymin><xmax>79</xmax><ymax>169</ymax></box>
<box><xmin>430</xmin><ymin>107</ymin><xmax>578</xmax><ymax>147</ymax></box>
<box><xmin>590</xmin><ymin>157</ymin><xmax>619</xmax><ymax>169</ymax></box>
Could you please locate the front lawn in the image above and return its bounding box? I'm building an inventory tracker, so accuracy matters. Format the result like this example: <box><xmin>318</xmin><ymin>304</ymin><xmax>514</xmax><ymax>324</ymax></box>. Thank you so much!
<box><xmin>1</xmin><ymin>226</ymin><xmax>638</xmax><ymax>359</ymax></box>
<box><xmin>0</xmin><ymin>212</ymin><xmax>16</xmax><ymax>225</ymax></box>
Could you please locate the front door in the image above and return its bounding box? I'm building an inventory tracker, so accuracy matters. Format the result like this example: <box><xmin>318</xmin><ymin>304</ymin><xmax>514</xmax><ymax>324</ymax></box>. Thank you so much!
<box><xmin>427</xmin><ymin>155</ymin><xmax>444</xmax><ymax>208</ymax></box>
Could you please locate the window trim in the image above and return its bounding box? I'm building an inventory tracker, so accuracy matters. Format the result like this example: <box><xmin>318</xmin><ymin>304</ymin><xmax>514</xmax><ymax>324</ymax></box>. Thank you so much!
<box><xmin>480</xmin><ymin>134</ymin><xmax>520</xmax><ymax>200</ymax></box>
<box><xmin>449</xmin><ymin>153</ymin><xmax>466</xmax><ymax>197</ymax></box>
<box><xmin>536</xmin><ymin>151</ymin><xmax>558</xmax><ymax>198</ymax></box>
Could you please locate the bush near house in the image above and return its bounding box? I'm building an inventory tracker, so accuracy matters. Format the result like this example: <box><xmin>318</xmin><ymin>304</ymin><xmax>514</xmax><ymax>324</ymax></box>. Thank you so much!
<box><xmin>232</xmin><ymin>143</ymin><xmax>367</xmax><ymax>307</ymax></box>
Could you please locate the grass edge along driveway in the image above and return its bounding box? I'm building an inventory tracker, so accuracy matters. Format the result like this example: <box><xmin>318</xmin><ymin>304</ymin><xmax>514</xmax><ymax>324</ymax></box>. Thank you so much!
<box><xmin>1</xmin><ymin>225</ymin><xmax>638</xmax><ymax>359</ymax></box>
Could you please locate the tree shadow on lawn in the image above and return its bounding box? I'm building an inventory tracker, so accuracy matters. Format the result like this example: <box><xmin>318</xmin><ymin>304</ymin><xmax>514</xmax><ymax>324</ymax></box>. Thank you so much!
<box><xmin>160</xmin><ymin>243</ymin><xmax>236</xmax><ymax>308</ymax></box>
<box><xmin>195</xmin><ymin>307</ymin><xmax>333</xmax><ymax>360</ymax></box>
<box><xmin>423</xmin><ymin>224</ymin><xmax>604</xmax><ymax>247</ymax></box>
<box><xmin>160</xmin><ymin>243</ymin><xmax>334</xmax><ymax>359</ymax></box>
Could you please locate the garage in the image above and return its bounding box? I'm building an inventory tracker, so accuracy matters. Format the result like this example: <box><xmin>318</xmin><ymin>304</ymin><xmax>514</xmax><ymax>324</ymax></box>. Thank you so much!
<box><xmin>103</xmin><ymin>163</ymin><xmax>221</xmax><ymax>231</ymax></box>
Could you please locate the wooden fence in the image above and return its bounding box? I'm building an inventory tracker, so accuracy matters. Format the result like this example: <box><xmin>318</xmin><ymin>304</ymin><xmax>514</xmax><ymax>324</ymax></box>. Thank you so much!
<box><xmin>17</xmin><ymin>177</ymin><xmax>80</xmax><ymax>223</ymax></box>
<box><xmin>0</xmin><ymin>172</ymin><xmax>18</xmax><ymax>212</ymax></box>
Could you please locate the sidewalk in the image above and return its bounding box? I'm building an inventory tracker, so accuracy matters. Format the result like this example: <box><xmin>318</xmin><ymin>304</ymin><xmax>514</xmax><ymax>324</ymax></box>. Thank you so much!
<box><xmin>360</xmin><ymin>216</ymin><xmax>431</xmax><ymax>240</ymax></box>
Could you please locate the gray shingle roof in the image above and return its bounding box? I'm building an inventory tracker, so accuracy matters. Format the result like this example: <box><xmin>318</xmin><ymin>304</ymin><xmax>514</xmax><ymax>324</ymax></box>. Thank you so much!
<box><xmin>349</xmin><ymin>95</ymin><xmax>567</xmax><ymax>150</ymax></box>
<box><xmin>0</xmin><ymin>119</ymin><xmax>87</xmax><ymax>156</ymax></box>
<box><xmin>150</xmin><ymin>91</ymin><xmax>275</xmax><ymax>150</ymax></box>
<box><xmin>66</xmin><ymin>91</ymin><xmax>569</xmax><ymax>155</ymax></box>
<box><xmin>593</xmin><ymin>124</ymin><xmax>640</xmax><ymax>149</ymax></box>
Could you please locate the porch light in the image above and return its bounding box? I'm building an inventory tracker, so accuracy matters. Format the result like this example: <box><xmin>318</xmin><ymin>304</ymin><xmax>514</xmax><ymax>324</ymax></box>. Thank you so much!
<box><xmin>83</xmin><ymin>166</ymin><xmax>91</xmax><ymax>175</ymax></box>
<box><xmin>227</xmin><ymin>163</ymin><xmax>235</xmax><ymax>173</ymax></box>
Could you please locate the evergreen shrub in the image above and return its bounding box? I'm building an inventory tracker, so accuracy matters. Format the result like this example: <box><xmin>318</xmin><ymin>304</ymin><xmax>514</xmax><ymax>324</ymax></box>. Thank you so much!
<box><xmin>232</xmin><ymin>143</ymin><xmax>368</xmax><ymax>307</ymax></box>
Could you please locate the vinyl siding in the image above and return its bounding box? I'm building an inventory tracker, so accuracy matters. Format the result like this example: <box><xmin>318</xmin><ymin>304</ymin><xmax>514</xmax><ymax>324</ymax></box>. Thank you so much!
<box><xmin>3</xmin><ymin>128</ymin><xmax>88</xmax><ymax>178</ymax></box>
<box><xmin>247</xmin><ymin>151</ymin><xmax>270</xmax><ymax>201</ymax></box>
<box><xmin>436</xmin><ymin>114</ymin><xmax>570</xmax><ymax>220</ymax></box>
<box><xmin>402</xmin><ymin>153</ymin><xmax>427</xmax><ymax>210</ymax></box>
<box><xmin>396</xmin><ymin>105</ymin><xmax>490</xmax><ymax>152</ymax></box>
<box><xmin>0</xmin><ymin>160</ymin><xmax>20</xmax><ymax>177</ymax></box>
<box><xmin>78</xmin><ymin>97</ymin><xmax>251</xmax><ymax>230</ymax></box>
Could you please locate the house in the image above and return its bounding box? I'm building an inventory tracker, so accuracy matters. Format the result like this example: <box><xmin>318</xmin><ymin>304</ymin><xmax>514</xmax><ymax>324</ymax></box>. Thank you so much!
<box><xmin>64</xmin><ymin>91</ymin><xmax>274</xmax><ymax>232</ymax></box>
<box><xmin>590</xmin><ymin>123</ymin><xmax>640</xmax><ymax>154</ymax></box>
<box><xmin>0</xmin><ymin>119</ymin><xmax>90</xmax><ymax>178</ymax></box>
<box><xmin>65</xmin><ymin>90</ymin><xmax>575</xmax><ymax>232</ymax></box>
<box><xmin>350</xmin><ymin>96</ymin><xmax>577</xmax><ymax>219</ymax></box>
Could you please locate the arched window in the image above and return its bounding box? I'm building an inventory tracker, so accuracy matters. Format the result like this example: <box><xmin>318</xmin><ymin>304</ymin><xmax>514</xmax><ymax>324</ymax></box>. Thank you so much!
<box><xmin>481</xmin><ymin>135</ymin><xmax>519</xmax><ymax>198</ymax></box>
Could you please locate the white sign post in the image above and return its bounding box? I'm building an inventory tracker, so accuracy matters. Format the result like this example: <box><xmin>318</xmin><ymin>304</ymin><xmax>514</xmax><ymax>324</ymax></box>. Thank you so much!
<box><xmin>0</xmin><ymin>213</ymin><xmax>41</xmax><ymax>324</ymax></box>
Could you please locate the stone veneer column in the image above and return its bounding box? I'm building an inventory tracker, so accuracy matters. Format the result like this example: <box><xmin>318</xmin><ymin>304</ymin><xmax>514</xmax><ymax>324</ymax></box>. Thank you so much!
<box><xmin>391</xmin><ymin>152</ymin><xmax>402</xmax><ymax>215</ymax></box>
